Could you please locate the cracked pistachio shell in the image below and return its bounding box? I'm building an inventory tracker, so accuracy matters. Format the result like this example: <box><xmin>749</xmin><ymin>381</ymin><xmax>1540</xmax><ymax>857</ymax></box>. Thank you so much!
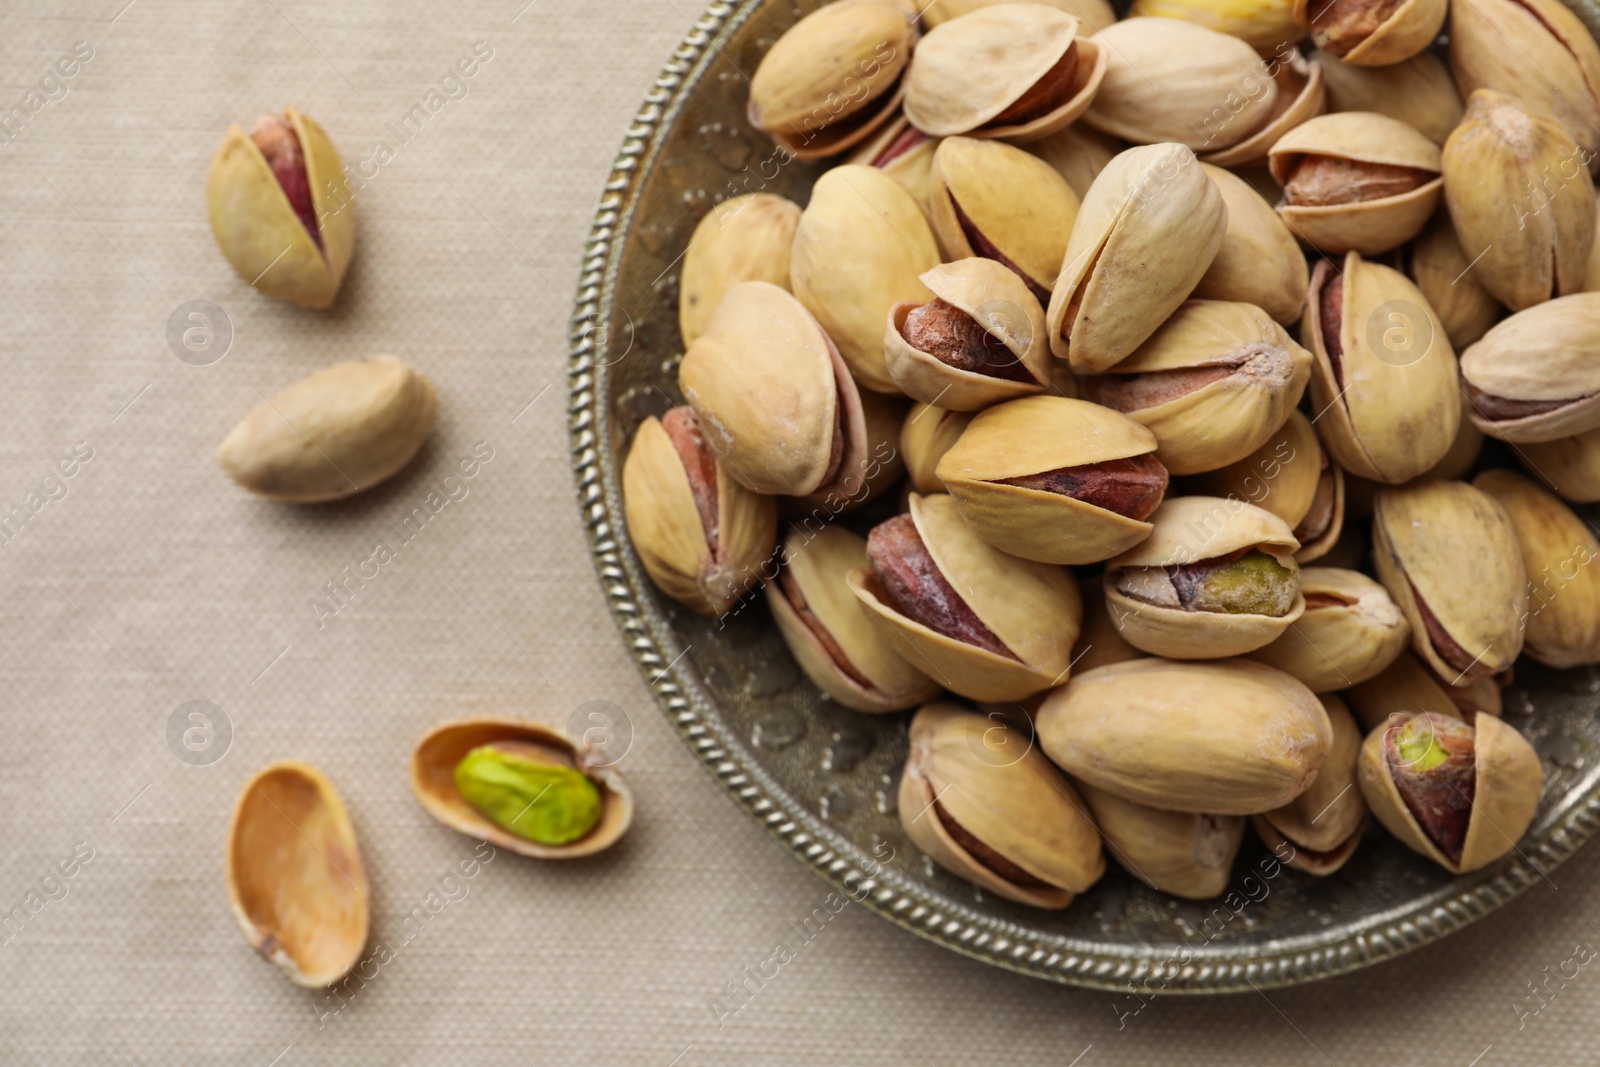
<box><xmin>1037</xmin><ymin>658</ymin><xmax>1332</xmax><ymax>814</ymax></box>
<box><xmin>1318</xmin><ymin>51</ymin><xmax>1463</xmax><ymax>145</ymax></box>
<box><xmin>847</xmin><ymin>492</ymin><xmax>1083</xmax><ymax>701</ymax></box>
<box><xmin>1373</xmin><ymin>479</ymin><xmax>1529</xmax><ymax>684</ymax></box>
<box><xmin>1198</xmin><ymin>48</ymin><xmax>1327</xmax><ymax>169</ymax></box>
<box><xmin>747</xmin><ymin>0</ymin><xmax>914</xmax><ymax>160</ymax></box>
<box><xmin>1072</xmin><ymin>574</ymin><xmax>1148</xmax><ymax>673</ymax></box>
<box><xmin>411</xmin><ymin>719</ymin><xmax>632</xmax><ymax>859</ymax></box>
<box><xmin>1025</xmin><ymin>122</ymin><xmax>1125</xmax><ymax>198</ymax></box>
<box><xmin>1130</xmin><ymin>0</ymin><xmax>1303</xmax><ymax>56</ymax></box>
<box><xmin>1343</xmin><ymin>651</ymin><xmax>1483</xmax><ymax>731</ymax></box>
<box><xmin>1189</xmin><ymin>411</ymin><xmax>1344</xmax><ymax>562</ymax></box>
<box><xmin>207</xmin><ymin>106</ymin><xmax>354</xmax><ymax>309</ymax></box>
<box><xmin>1047</xmin><ymin>142</ymin><xmax>1228</xmax><ymax>374</ymax></box>
<box><xmin>936</xmin><ymin>395</ymin><xmax>1164</xmax><ymax>564</ymax></box>
<box><xmin>1081</xmin><ymin>300</ymin><xmax>1312</xmax><ymax>476</ymax></box>
<box><xmin>765</xmin><ymin>526</ymin><xmax>940</xmax><ymax>713</ymax></box>
<box><xmin>679</xmin><ymin>281</ymin><xmax>863</xmax><ymax>497</ymax></box>
<box><xmin>787</xmin><ymin>389</ymin><xmax>908</xmax><ymax>516</ymax></box>
<box><xmin>901</xmin><ymin>403</ymin><xmax>973</xmax><ymax>493</ymax></box>
<box><xmin>1248</xmin><ymin>567</ymin><xmax>1409</xmax><ymax>692</ymax></box>
<box><xmin>1475</xmin><ymin>469</ymin><xmax>1600</xmax><ymax>669</ymax></box>
<box><xmin>919</xmin><ymin>0</ymin><xmax>1116</xmax><ymax>31</ymax></box>
<box><xmin>1082</xmin><ymin>19</ymin><xmax>1279</xmax><ymax>151</ymax></box>
<box><xmin>622</xmin><ymin>410</ymin><xmax>777</xmax><ymax>617</ymax></box>
<box><xmin>847</xmin><ymin>116</ymin><xmax>940</xmax><ymax>218</ymax></box>
<box><xmin>1103</xmin><ymin>496</ymin><xmax>1306</xmax><ymax>659</ymax></box>
<box><xmin>1293</xmin><ymin>0</ymin><xmax>1444</xmax><ymax>66</ymax></box>
<box><xmin>1270</xmin><ymin>111</ymin><xmax>1443</xmax><ymax>254</ymax></box>
<box><xmin>1077</xmin><ymin>781</ymin><xmax>1244</xmax><ymax>898</ymax></box>
<box><xmin>885</xmin><ymin>259</ymin><xmax>1050</xmax><ymax>409</ymax></box>
<box><xmin>905</xmin><ymin>5</ymin><xmax>1107</xmax><ymax>141</ymax></box>
<box><xmin>1193</xmin><ymin>165</ymin><xmax>1309</xmax><ymax>325</ymax></box>
<box><xmin>1449</xmin><ymin>0</ymin><xmax>1600</xmax><ymax>167</ymax></box>
<box><xmin>1253</xmin><ymin>694</ymin><xmax>1366</xmax><ymax>873</ymax></box>
<box><xmin>1301</xmin><ymin>252</ymin><xmax>1460</xmax><ymax>483</ymax></box>
<box><xmin>1519</xmin><ymin>426</ymin><xmax>1600</xmax><ymax>504</ymax></box>
<box><xmin>678</xmin><ymin>194</ymin><xmax>801</xmax><ymax>349</ymax></box>
<box><xmin>1402</xmin><ymin>213</ymin><xmax>1502</xmax><ymax>350</ymax></box>
<box><xmin>218</xmin><ymin>356</ymin><xmax>436</xmax><ymax>503</ymax></box>
<box><xmin>1443</xmin><ymin>90</ymin><xmax>1596</xmax><ymax>312</ymax></box>
<box><xmin>1460</xmin><ymin>294</ymin><xmax>1600</xmax><ymax>444</ymax></box>
<box><xmin>899</xmin><ymin>702</ymin><xmax>1105</xmax><ymax>908</ymax></box>
<box><xmin>1358</xmin><ymin>710</ymin><xmax>1542</xmax><ymax>873</ymax></box>
<box><xmin>226</xmin><ymin>762</ymin><xmax>369</xmax><ymax>987</ymax></box>
<box><xmin>928</xmin><ymin>137</ymin><xmax>1081</xmax><ymax>302</ymax></box>
<box><xmin>791</xmin><ymin>165</ymin><xmax>939</xmax><ymax>394</ymax></box>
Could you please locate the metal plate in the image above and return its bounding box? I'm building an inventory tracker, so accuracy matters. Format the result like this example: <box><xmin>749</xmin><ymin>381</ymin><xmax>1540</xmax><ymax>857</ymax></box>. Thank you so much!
<box><xmin>568</xmin><ymin>0</ymin><xmax>1600</xmax><ymax>992</ymax></box>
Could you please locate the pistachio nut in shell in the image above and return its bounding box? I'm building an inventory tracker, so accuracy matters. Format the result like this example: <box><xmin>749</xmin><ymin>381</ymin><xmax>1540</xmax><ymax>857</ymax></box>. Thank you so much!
<box><xmin>847</xmin><ymin>116</ymin><xmax>939</xmax><ymax>217</ymax></box>
<box><xmin>1372</xmin><ymin>479</ymin><xmax>1529</xmax><ymax>684</ymax></box>
<box><xmin>766</xmin><ymin>526</ymin><xmax>940</xmax><ymax>713</ymax></box>
<box><xmin>1344</xmin><ymin>650</ymin><xmax>1490</xmax><ymax>731</ymax></box>
<box><xmin>1475</xmin><ymin>469</ymin><xmax>1600</xmax><ymax>668</ymax></box>
<box><xmin>1071</xmin><ymin>574</ymin><xmax>1148</xmax><ymax>673</ymax></box>
<box><xmin>1075</xmin><ymin>781</ymin><xmax>1243</xmax><ymax>898</ymax></box>
<box><xmin>901</xmin><ymin>403</ymin><xmax>973</xmax><ymax>493</ymax></box>
<box><xmin>1037</xmin><ymin>658</ymin><xmax>1331</xmax><ymax>814</ymax></box>
<box><xmin>1081</xmin><ymin>19</ymin><xmax>1279</xmax><ymax>152</ymax></box>
<box><xmin>1317</xmin><ymin>50</ymin><xmax>1462</xmax><ymax>145</ymax></box>
<box><xmin>746</xmin><ymin>0</ymin><xmax>914</xmax><ymax>160</ymax></box>
<box><xmin>622</xmin><ymin>407</ymin><xmax>777</xmax><ymax>617</ymax></box>
<box><xmin>226</xmin><ymin>762</ymin><xmax>369</xmax><ymax>987</ymax></box>
<box><xmin>1399</xmin><ymin>212</ymin><xmax>1502</xmax><ymax>350</ymax></box>
<box><xmin>1459</xmin><ymin>294</ymin><xmax>1600</xmax><ymax>444</ymax></box>
<box><xmin>1519</xmin><ymin>425</ymin><xmax>1600</xmax><ymax>504</ymax></box>
<box><xmin>411</xmin><ymin>719</ymin><xmax>632</xmax><ymax>859</ymax></box>
<box><xmin>927</xmin><ymin>137</ymin><xmax>1081</xmax><ymax>304</ymax></box>
<box><xmin>885</xmin><ymin>258</ymin><xmax>1050</xmax><ymax>410</ymax></box>
<box><xmin>1253</xmin><ymin>695</ymin><xmax>1367</xmax><ymax>874</ymax></box>
<box><xmin>1249</xmin><ymin>567</ymin><xmax>1409</xmax><ymax>692</ymax></box>
<box><xmin>1024</xmin><ymin>122</ymin><xmax>1124</xmax><ymax>199</ymax></box>
<box><xmin>1358</xmin><ymin>710</ymin><xmax>1542</xmax><ymax>873</ymax></box>
<box><xmin>918</xmin><ymin>0</ymin><xmax>1116</xmax><ymax>31</ymax></box>
<box><xmin>1301</xmin><ymin>252</ymin><xmax>1460</xmax><ymax>483</ymax></box>
<box><xmin>1191</xmin><ymin>164</ymin><xmax>1309</xmax><ymax>325</ymax></box>
<box><xmin>217</xmin><ymin>356</ymin><xmax>436</xmax><ymax>504</ymax></box>
<box><xmin>1442</xmin><ymin>90</ymin><xmax>1596</xmax><ymax>312</ymax></box>
<box><xmin>1271</xmin><ymin>111</ymin><xmax>1443</xmax><ymax>255</ymax></box>
<box><xmin>1079</xmin><ymin>300</ymin><xmax>1312</xmax><ymax>476</ymax></box>
<box><xmin>847</xmin><ymin>492</ymin><xmax>1082</xmax><ymax>701</ymax></box>
<box><xmin>1047</xmin><ymin>142</ymin><xmax>1228</xmax><ymax>374</ymax></box>
<box><xmin>1421</xmin><ymin>392</ymin><xmax>1486</xmax><ymax>482</ymax></box>
<box><xmin>898</xmin><ymin>702</ymin><xmax>1104</xmax><ymax>908</ymax></box>
<box><xmin>1103</xmin><ymin>495</ymin><xmax>1305</xmax><ymax>659</ymax></box>
<box><xmin>207</xmin><ymin>107</ymin><xmax>354</xmax><ymax>309</ymax></box>
<box><xmin>904</xmin><ymin>4</ymin><xmax>1107</xmax><ymax>141</ymax></box>
<box><xmin>1129</xmin><ymin>0</ymin><xmax>1303</xmax><ymax>56</ymax></box>
<box><xmin>786</xmin><ymin>389</ymin><xmax>908</xmax><ymax>516</ymax></box>
<box><xmin>678</xmin><ymin>193</ymin><xmax>801</xmax><ymax>350</ymax></box>
<box><xmin>1294</xmin><ymin>0</ymin><xmax>1445</xmax><ymax>66</ymax></box>
<box><xmin>1197</xmin><ymin>47</ymin><xmax>1327</xmax><ymax>170</ymax></box>
<box><xmin>936</xmin><ymin>395</ymin><xmax>1168</xmax><ymax>564</ymax></box>
<box><xmin>790</xmin><ymin>165</ymin><xmax>939</xmax><ymax>393</ymax></box>
<box><xmin>678</xmin><ymin>281</ymin><xmax>864</xmax><ymax>498</ymax></box>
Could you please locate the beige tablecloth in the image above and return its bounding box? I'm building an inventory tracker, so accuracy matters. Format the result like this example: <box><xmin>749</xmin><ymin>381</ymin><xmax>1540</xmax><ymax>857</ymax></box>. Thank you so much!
<box><xmin>2</xmin><ymin>2</ymin><xmax>1597</xmax><ymax>1064</ymax></box>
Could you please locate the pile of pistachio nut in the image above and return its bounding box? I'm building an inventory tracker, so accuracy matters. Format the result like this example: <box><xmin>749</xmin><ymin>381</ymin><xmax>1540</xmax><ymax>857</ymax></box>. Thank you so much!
<box><xmin>621</xmin><ymin>0</ymin><xmax>1600</xmax><ymax>908</ymax></box>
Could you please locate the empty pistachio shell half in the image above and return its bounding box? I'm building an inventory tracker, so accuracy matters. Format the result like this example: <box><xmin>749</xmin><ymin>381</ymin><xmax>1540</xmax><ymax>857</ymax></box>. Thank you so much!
<box><xmin>1037</xmin><ymin>658</ymin><xmax>1331</xmax><ymax>815</ymax></box>
<box><xmin>1248</xmin><ymin>567</ymin><xmax>1409</xmax><ymax>692</ymax></box>
<box><xmin>1192</xmin><ymin>164</ymin><xmax>1310</xmax><ymax>326</ymax></box>
<box><xmin>1358</xmin><ymin>710</ymin><xmax>1542</xmax><ymax>873</ymax></box>
<box><xmin>899</xmin><ymin>702</ymin><xmax>1105</xmax><ymax>908</ymax></box>
<box><xmin>207</xmin><ymin>107</ymin><xmax>355</xmax><ymax>309</ymax></box>
<box><xmin>1317</xmin><ymin>50</ymin><xmax>1462</xmax><ymax>145</ymax></box>
<box><xmin>1519</xmin><ymin>425</ymin><xmax>1600</xmax><ymax>504</ymax></box>
<box><xmin>1188</xmin><ymin>411</ymin><xmax>1344</xmax><ymax>562</ymax></box>
<box><xmin>217</xmin><ymin>356</ymin><xmax>437</xmax><ymax>503</ymax></box>
<box><xmin>1294</xmin><ymin>0</ymin><xmax>1445</xmax><ymax>65</ymax></box>
<box><xmin>225</xmin><ymin>762</ymin><xmax>369</xmax><ymax>987</ymax></box>
<box><xmin>410</xmin><ymin>719</ymin><xmax>631</xmax><ymax>859</ymax></box>
<box><xmin>1460</xmin><ymin>294</ymin><xmax>1600</xmax><ymax>445</ymax></box>
<box><xmin>1129</xmin><ymin>0</ymin><xmax>1303</xmax><ymax>56</ymax></box>
<box><xmin>678</xmin><ymin>193</ymin><xmax>801</xmax><ymax>350</ymax></box>
<box><xmin>1253</xmin><ymin>694</ymin><xmax>1367</xmax><ymax>875</ymax></box>
<box><xmin>1399</xmin><ymin>213</ymin><xmax>1502</xmax><ymax>351</ymax></box>
<box><xmin>901</xmin><ymin>403</ymin><xmax>974</xmax><ymax>494</ymax></box>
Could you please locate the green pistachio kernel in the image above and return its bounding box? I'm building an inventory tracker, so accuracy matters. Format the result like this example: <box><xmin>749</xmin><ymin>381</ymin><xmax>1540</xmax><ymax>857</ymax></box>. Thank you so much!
<box><xmin>454</xmin><ymin>744</ymin><xmax>603</xmax><ymax>845</ymax></box>
<box><xmin>1176</xmin><ymin>549</ymin><xmax>1298</xmax><ymax>616</ymax></box>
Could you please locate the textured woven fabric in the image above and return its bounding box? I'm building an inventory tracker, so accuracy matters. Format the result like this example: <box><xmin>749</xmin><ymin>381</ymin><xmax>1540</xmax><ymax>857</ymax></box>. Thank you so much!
<box><xmin>1</xmin><ymin>2</ymin><xmax>1596</xmax><ymax>1064</ymax></box>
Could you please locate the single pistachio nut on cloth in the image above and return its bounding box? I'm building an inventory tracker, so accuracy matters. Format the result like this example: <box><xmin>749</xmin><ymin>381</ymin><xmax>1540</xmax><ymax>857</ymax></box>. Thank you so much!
<box><xmin>1294</xmin><ymin>0</ymin><xmax>1445</xmax><ymax>66</ymax></box>
<box><xmin>207</xmin><ymin>107</ymin><xmax>354</xmax><ymax>309</ymax></box>
<box><xmin>678</xmin><ymin>193</ymin><xmax>801</xmax><ymax>350</ymax></box>
<box><xmin>1253</xmin><ymin>694</ymin><xmax>1368</xmax><ymax>875</ymax></box>
<box><xmin>1459</xmin><ymin>293</ymin><xmax>1600</xmax><ymax>445</ymax></box>
<box><xmin>1248</xmin><ymin>567</ymin><xmax>1410</xmax><ymax>692</ymax></box>
<box><xmin>1075</xmin><ymin>781</ymin><xmax>1245</xmax><ymax>899</ymax></box>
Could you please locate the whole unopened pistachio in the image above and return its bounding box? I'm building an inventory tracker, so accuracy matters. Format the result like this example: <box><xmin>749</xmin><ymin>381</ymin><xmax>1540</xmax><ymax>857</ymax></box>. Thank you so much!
<box><xmin>1317</xmin><ymin>51</ymin><xmax>1463</xmax><ymax>144</ymax></box>
<box><xmin>1519</xmin><ymin>426</ymin><xmax>1600</xmax><ymax>504</ymax></box>
<box><xmin>1188</xmin><ymin>411</ymin><xmax>1344</xmax><ymax>562</ymax></box>
<box><xmin>1398</xmin><ymin>213</ymin><xmax>1502</xmax><ymax>350</ymax></box>
<box><xmin>678</xmin><ymin>194</ymin><xmax>801</xmax><ymax>349</ymax></box>
<box><xmin>1459</xmin><ymin>294</ymin><xmax>1600</xmax><ymax>444</ymax></box>
<box><xmin>901</xmin><ymin>403</ymin><xmax>973</xmax><ymax>494</ymax></box>
<box><xmin>1076</xmin><ymin>781</ymin><xmax>1243</xmax><ymax>898</ymax></box>
<box><xmin>1249</xmin><ymin>567</ymin><xmax>1409</xmax><ymax>691</ymax></box>
<box><xmin>1253</xmin><ymin>695</ymin><xmax>1367</xmax><ymax>874</ymax></box>
<box><xmin>455</xmin><ymin>744</ymin><xmax>602</xmax><ymax>846</ymax></box>
<box><xmin>1294</xmin><ymin>0</ymin><xmax>1444</xmax><ymax>65</ymax></box>
<box><xmin>1192</xmin><ymin>164</ymin><xmax>1309</xmax><ymax>325</ymax></box>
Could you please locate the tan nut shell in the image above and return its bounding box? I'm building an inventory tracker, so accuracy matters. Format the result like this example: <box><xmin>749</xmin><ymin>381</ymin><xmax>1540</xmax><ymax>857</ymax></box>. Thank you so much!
<box><xmin>1343</xmin><ymin>651</ymin><xmax>1477</xmax><ymax>731</ymax></box>
<box><xmin>1475</xmin><ymin>469</ymin><xmax>1600</xmax><ymax>669</ymax></box>
<box><xmin>1103</xmin><ymin>496</ymin><xmax>1305</xmax><ymax>659</ymax></box>
<box><xmin>1193</xmin><ymin>164</ymin><xmax>1310</xmax><ymax>325</ymax></box>
<box><xmin>678</xmin><ymin>194</ymin><xmax>801</xmax><ymax>349</ymax></box>
<box><xmin>899</xmin><ymin>702</ymin><xmax>1104</xmax><ymax>908</ymax></box>
<box><xmin>217</xmin><ymin>356</ymin><xmax>437</xmax><ymax>503</ymax></box>
<box><xmin>1130</xmin><ymin>0</ymin><xmax>1303</xmax><ymax>56</ymax></box>
<box><xmin>1048</xmin><ymin>142</ymin><xmax>1228</xmax><ymax>374</ymax></box>
<box><xmin>905</xmin><ymin>5</ymin><xmax>1107</xmax><ymax>141</ymax></box>
<box><xmin>1372</xmin><ymin>479</ymin><xmax>1529</xmax><ymax>683</ymax></box>
<box><xmin>1076</xmin><ymin>782</ymin><xmax>1243</xmax><ymax>898</ymax></box>
<box><xmin>1317</xmin><ymin>51</ymin><xmax>1462</xmax><ymax>145</ymax></box>
<box><xmin>207</xmin><ymin>107</ymin><xmax>355</xmax><ymax>309</ymax></box>
<box><xmin>920</xmin><ymin>0</ymin><xmax>1116</xmax><ymax>31</ymax></box>
<box><xmin>1071</xmin><ymin>574</ymin><xmax>1148</xmax><ymax>674</ymax></box>
<box><xmin>1198</xmin><ymin>48</ymin><xmax>1327</xmax><ymax>169</ymax></box>
<box><xmin>1404</xmin><ymin>213</ymin><xmax>1502</xmax><ymax>350</ymax></box>
<box><xmin>936</xmin><ymin>395</ymin><xmax>1163</xmax><ymax>564</ymax></box>
<box><xmin>1037</xmin><ymin>658</ymin><xmax>1332</xmax><ymax>815</ymax></box>
<box><xmin>1520</xmin><ymin>426</ymin><xmax>1600</xmax><ymax>504</ymax></box>
<box><xmin>1024</xmin><ymin>122</ymin><xmax>1125</xmax><ymax>199</ymax></box>
<box><xmin>1358</xmin><ymin>711</ymin><xmax>1543</xmax><ymax>873</ymax></box>
<box><xmin>848</xmin><ymin>492</ymin><xmax>1083</xmax><ymax>701</ymax></box>
<box><xmin>1301</xmin><ymin>252</ymin><xmax>1460</xmax><ymax>483</ymax></box>
<box><xmin>1188</xmin><ymin>411</ymin><xmax>1344</xmax><ymax>562</ymax></box>
<box><xmin>884</xmin><ymin>259</ymin><xmax>1050</xmax><ymax>409</ymax></box>
<box><xmin>1294</xmin><ymin>0</ymin><xmax>1445</xmax><ymax>66</ymax></box>
<box><xmin>1248</xmin><ymin>568</ymin><xmax>1409</xmax><ymax>692</ymax></box>
<box><xmin>1459</xmin><ymin>294</ymin><xmax>1600</xmax><ymax>444</ymax></box>
<box><xmin>847</xmin><ymin>116</ymin><xmax>940</xmax><ymax>218</ymax></box>
<box><xmin>1254</xmin><ymin>694</ymin><xmax>1366</xmax><ymax>874</ymax></box>
<box><xmin>901</xmin><ymin>403</ymin><xmax>974</xmax><ymax>493</ymax></box>
<box><xmin>226</xmin><ymin>762</ymin><xmax>369</xmax><ymax>987</ymax></box>
<box><xmin>787</xmin><ymin>388</ymin><xmax>907</xmax><ymax>515</ymax></box>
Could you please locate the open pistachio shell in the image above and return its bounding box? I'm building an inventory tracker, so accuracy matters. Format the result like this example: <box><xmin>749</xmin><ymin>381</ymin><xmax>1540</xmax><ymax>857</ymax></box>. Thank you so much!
<box><xmin>1358</xmin><ymin>710</ymin><xmax>1542</xmax><ymax>873</ymax></box>
<box><xmin>1103</xmin><ymin>496</ymin><xmax>1306</xmax><ymax>659</ymax></box>
<box><xmin>1038</xmin><ymin>658</ymin><xmax>1332</xmax><ymax>815</ymax></box>
<box><xmin>678</xmin><ymin>194</ymin><xmax>801</xmax><ymax>350</ymax></box>
<box><xmin>1130</xmin><ymin>0</ymin><xmax>1303</xmax><ymax>55</ymax></box>
<box><xmin>411</xmin><ymin>719</ymin><xmax>632</xmax><ymax>859</ymax></box>
<box><xmin>1024</xmin><ymin>122</ymin><xmax>1125</xmax><ymax>199</ymax></box>
<box><xmin>1401</xmin><ymin>212</ymin><xmax>1502</xmax><ymax>351</ymax></box>
<box><xmin>1372</xmin><ymin>479</ymin><xmax>1528</xmax><ymax>685</ymax></box>
<box><xmin>1188</xmin><ymin>411</ymin><xmax>1344</xmax><ymax>562</ymax></box>
<box><xmin>848</xmin><ymin>492</ymin><xmax>1082</xmax><ymax>701</ymax></box>
<box><xmin>1077</xmin><ymin>781</ymin><xmax>1243</xmax><ymax>898</ymax></box>
<box><xmin>226</xmin><ymin>762</ymin><xmax>369</xmax><ymax>987</ymax></box>
<box><xmin>207</xmin><ymin>106</ymin><xmax>355</xmax><ymax>309</ymax></box>
<box><xmin>1254</xmin><ymin>694</ymin><xmax>1366</xmax><ymax>874</ymax></box>
<box><xmin>1249</xmin><ymin>567</ymin><xmax>1409</xmax><ymax>692</ymax></box>
<box><xmin>919</xmin><ymin>0</ymin><xmax>1117</xmax><ymax>32</ymax></box>
<box><xmin>901</xmin><ymin>403</ymin><xmax>974</xmax><ymax>493</ymax></box>
<box><xmin>1519</xmin><ymin>426</ymin><xmax>1600</xmax><ymax>504</ymax></box>
<box><xmin>936</xmin><ymin>395</ymin><xmax>1165</xmax><ymax>564</ymax></box>
<box><xmin>1192</xmin><ymin>164</ymin><xmax>1310</xmax><ymax>325</ymax></box>
<box><xmin>1198</xmin><ymin>48</ymin><xmax>1326</xmax><ymax>169</ymax></box>
<box><xmin>1459</xmin><ymin>294</ymin><xmax>1600</xmax><ymax>444</ymax></box>
<box><xmin>899</xmin><ymin>702</ymin><xmax>1104</xmax><ymax>908</ymax></box>
<box><xmin>1294</xmin><ymin>0</ymin><xmax>1445</xmax><ymax>65</ymax></box>
<box><xmin>1317</xmin><ymin>50</ymin><xmax>1462</xmax><ymax>145</ymax></box>
<box><xmin>847</xmin><ymin>115</ymin><xmax>940</xmax><ymax>218</ymax></box>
